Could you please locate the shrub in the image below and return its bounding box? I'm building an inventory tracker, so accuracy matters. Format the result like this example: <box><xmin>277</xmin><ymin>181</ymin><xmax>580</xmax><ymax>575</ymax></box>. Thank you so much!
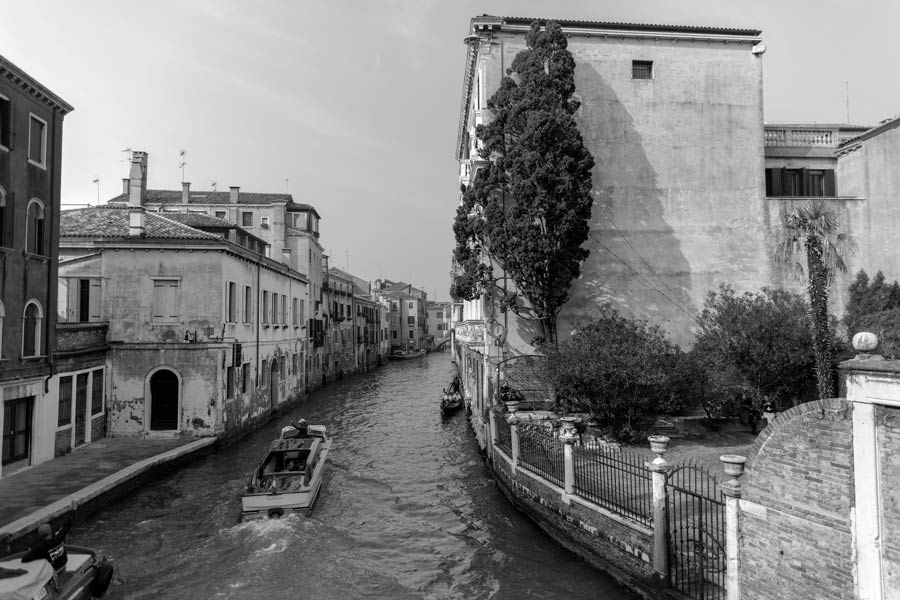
<box><xmin>692</xmin><ymin>285</ymin><xmax>817</xmax><ymax>412</ymax></box>
<box><xmin>544</xmin><ymin>306</ymin><xmax>684</xmax><ymax>443</ymax></box>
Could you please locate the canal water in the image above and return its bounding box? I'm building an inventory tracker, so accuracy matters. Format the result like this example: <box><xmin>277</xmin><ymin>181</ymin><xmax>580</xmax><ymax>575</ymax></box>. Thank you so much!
<box><xmin>71</xmin><ymin>352</ymin><xmax>636</xmax><ymax>599</ymax></box>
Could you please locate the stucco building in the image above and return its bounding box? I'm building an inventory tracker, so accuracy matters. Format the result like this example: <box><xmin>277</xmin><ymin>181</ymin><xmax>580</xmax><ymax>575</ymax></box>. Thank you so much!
<box><xmin>60</xmin><ymin>152</ymin><xmax>308</xmax><ymax>442</ymax></box>
<box><xmin>109</xmin><ymin>174</ymin><xmax>329</xmax><ymax>392</ymax></box>
<box><xmin>0</xmin><ymin>54</ymin><xmax>73</xmax><ymax>477</ymax></box>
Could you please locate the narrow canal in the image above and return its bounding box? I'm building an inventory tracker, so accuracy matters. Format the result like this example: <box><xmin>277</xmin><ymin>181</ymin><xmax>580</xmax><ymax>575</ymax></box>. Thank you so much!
<box><xmin>71</xmin><ymin>352</ymin><xmax>636</xmax><ymax>599</ymax></box>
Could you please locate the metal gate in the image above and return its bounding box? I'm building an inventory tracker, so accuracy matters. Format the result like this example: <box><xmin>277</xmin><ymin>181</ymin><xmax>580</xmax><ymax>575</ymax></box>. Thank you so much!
<box><xmin>666</xmin><ymin>461</ymin><xmax>726</xmax><ymax>600</ymax></box>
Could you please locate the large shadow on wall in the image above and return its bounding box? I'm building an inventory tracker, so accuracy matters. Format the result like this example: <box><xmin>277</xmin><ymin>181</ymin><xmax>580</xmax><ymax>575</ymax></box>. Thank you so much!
<box><xmin>546</xmin><ymin>63</ymin><xmax>697</xmax><ymax>347</ymax></box>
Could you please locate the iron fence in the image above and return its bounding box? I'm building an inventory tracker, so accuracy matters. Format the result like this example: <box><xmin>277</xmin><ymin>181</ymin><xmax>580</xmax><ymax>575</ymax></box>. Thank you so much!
<box><xmin>517</xmin><ymin>423</ymin><xmax>565</xmax><ymax>487</ymax></box>
<box><xmin>495</xmin><ymin>412</ymin><xmax>512</xmax><ymax>456</ymax></box>
<box><xmin>572</xmin><ymin>443</ymin><xmax>653</xmax><ymax>526</ymax></box>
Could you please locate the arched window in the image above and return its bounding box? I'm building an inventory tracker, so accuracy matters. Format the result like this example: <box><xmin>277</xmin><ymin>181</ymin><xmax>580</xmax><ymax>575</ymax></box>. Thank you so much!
<box><xmin>26</xmin><ymin>199</ymin><xmax>45</xmax><ymax>255</ymax></box>
<box><xmin>22</xmin><ymin>301</ymin><xmax>42</xmax><ymax>357</ymax></box>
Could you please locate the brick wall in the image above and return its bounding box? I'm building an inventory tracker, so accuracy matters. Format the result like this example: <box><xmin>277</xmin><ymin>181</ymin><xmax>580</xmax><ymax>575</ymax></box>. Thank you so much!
<box><xmin>54</xmin><ymin>429</ymin><xmax>71</xmax><ymax>457</ymax></box>
<box><xmin>739</xmin><ymin>399</ymin><xmax>855</xmax><ymax>600</ymax></box>
<box><xmin>879</xmin><ymin>405</ymin><xmax>900</xmax><ymax>591</ymax></box>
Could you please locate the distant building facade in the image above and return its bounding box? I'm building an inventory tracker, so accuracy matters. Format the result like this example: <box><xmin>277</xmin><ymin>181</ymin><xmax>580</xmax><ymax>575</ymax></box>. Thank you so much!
<box><xmin>0</xmin><ymin>55</ymin><xmax>73</xmax><ymax>477</ymax></box>
<box><xmin>373</xmin><ymin>279</ymin><xmax>428</xmax><ymax>351</ymax></box>
<box><xmin>425</xmin><ymin>301</ymin><xmax>452</xmax><ymax>350</ymax></box>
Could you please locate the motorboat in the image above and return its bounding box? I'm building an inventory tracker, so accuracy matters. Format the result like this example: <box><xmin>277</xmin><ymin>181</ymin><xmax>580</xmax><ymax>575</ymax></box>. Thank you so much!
<box><xmin>0</xmin><ymin>545</ymin><xmax>113</xmax><ymax>600</ymax></box>
<box><xmin>389</xmin><ymin>348</ymin><xmax>426</xmax><ymax>360</ymax></box>
<box><xmin>440</xmin><ymin>390</ymin><xmax>464</xmax><ymax>416</ymax></box>
<box><xmin>240</xmin><ymin>421</ymin><xmax>331</xmax><ymax>519</ymax></box>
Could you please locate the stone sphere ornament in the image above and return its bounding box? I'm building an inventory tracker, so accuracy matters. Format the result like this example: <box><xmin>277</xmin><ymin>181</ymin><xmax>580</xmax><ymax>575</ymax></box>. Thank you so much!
<box><xmin>852</xmin><ymin>331</ymin><xmax>879</xmax><ymax>353</ymax></box>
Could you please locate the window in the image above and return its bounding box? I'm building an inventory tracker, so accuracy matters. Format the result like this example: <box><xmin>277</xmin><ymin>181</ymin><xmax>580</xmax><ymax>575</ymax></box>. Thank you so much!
<box><xmin>76</xmin><ymin>373</ymin><xmax>89</xmax><ymax>428</ymax></box>
<box><xmin>226</xmin><ymin>282</ymin><xmax>238</xmax><ymax>323</ymax></box>
<box><xmin>408</xmin><ymin>330</ymin><xmax>414</xmax><ymax>339</ymax></box>
<box><xmin>392</xmin><ymin>330</ymin><xmax>397</xmax><ymax>339</ymax></box>
<box><xmin>226</xmin><ymin>366</ymin><xmax>235</xmax><ymax>400</ymax></box>
<box><xmin>28</xmin><ymin>114</ymin><xmax>47</xmax><ymax>167</ymax></box>
<box><xmin>151</xmin><ymin>279</ymin><xmax>180</xmax><ymax>322</ymax></box>
<box><xmin>58</xmin><ymin>278</ymin><xmax>101</xmax><ymax>323</ymax></box>
<box><xmin>281</xmin><ymin>295</ymin><xmax>287</xmax><ymax>325</ymax></box>
<box><xmin>808</xmin><ymin>171</ymin><xmax>825</xmax><ymax>197</ymax></box>
<box><xmin>241</xmin><ymin>211</ymin><xmax>253</xmax><ymax>227</ymax></box>
<box><xmin>407</xmin><ymin>316</ymin><xmax>415</xmax><ymax>325</ymax></box>
<box><xmin>58</xmin><ymin>376</ymin><xmax>73</xmax><ymax>426</ymax></box>
<box><xmin>26</xmin><ymin>199</ymin><xmax>45</xmax><ymax>255</ymax></box>
<box><xmin>408</xmin><ymin>302</ymin><xmax>414</xmax><ymax>309</ymax></box>
<box><xmin>0</xmin><ymin>300</ymin><xmax>4</xmax><ymax>359</ymax></box>
<box><xmin>262</xmin><ymin>291</ymin><xmax>270</xmax><ymax>325</ymax></box>
<box><xmin>0</xmin><ymin>94</ymin><xmax>9</xmax><ymax>149</ymax></box>
<box><xmin>632</xmin><ymin>60</ymin><xmax>653</xmax><ymax>80</ymax></box>
<box><xmin>91</xmin><ymin>369</ymin><xmax>104</xmax><ymax>415</ymax></box>
<box><xmin>244</xmin><ymin>285</ymin><xmax>253</xmax><ymax>323</ymax></box>
<box><xmin>272</xmin><ymin>293</ymin><xmax>279</xmax><ymax>324</ymax></box>
<box><xmin>241</xmin><ymin>363</ymin><xmax>250</xmax><ymax>394</ymax></box>
<box><xmin>291</xmin><ymin>212</ymin><xmax>308</xmax><ymax>230</ymax></box>
<box><xmin>22</xmin><ymin>301</ymin><xmax>42</xmax><ymax>357</ymax></box>
<box><xmin>785</xmin><ymin>170</ymin><xmax>801</xmax><ymax>196</ymax></box>
<box><xmin>260</xmin><ymin>216</ymin><xmax>270</xmax><ymax>229</ymax></box>
<box><xmin>292</xmin><ymin>298</ymin><xmax>299</xmax><ymax>327</ymax></box>
<box><xmin>215</xmin><ymin>210</ymin><xmax>226</xmax><ymax>219</ymax></box>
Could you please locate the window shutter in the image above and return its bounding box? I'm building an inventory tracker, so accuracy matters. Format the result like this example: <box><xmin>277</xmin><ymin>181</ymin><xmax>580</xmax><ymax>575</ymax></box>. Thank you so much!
<box><xmin>778</xmin><ymin>168</ymin><xmax>787</xmax><ymax>196</ymax></box>
<box><xmin>167</xmin><ymin>282</ymin><xmax>179</xmax><ymax>320</ymax></box>
<box><xmin>800</xmin><ymin>168</ymin><xmax>808</xmax><ymax>196</ymax></box>
<box><xmin>825</xmin><ymin>170</ymin><xmax>836</xmax><ymax>196</ymax></box>
<box><xmin>89</xmin><ymin>280</ymin><xmax>102</xmax><ymax>321</ymax></box>
<box><xmin>152</xmin><ymin>281</ymin><xmax>165</xmax><ymax>319</ymax></box>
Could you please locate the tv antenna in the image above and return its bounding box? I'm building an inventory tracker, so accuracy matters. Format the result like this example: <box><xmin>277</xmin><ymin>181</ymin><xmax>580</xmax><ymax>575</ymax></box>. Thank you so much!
<box><xmin>179</xmin><ymin>149</ymin><xmax>188</xmax><ymax>182</ymax></box>
<box><xmin>210</xmin><ymin>181</ymin><xmax>217</xmax><ymax>192</ymax></box>
<box><xmin>92</xmin><ymin>177</ymin><xmax>100</xmax><ymax>204</ymax></box>
<box><xmin>285</xmin><ymin>178</ymin><xmax>289</xmax><ymax>193</ymax></box>
<box><xmin>121</xmin><ymin>147</ymin><xmax>132</xmax><ymax>164</ymax></box>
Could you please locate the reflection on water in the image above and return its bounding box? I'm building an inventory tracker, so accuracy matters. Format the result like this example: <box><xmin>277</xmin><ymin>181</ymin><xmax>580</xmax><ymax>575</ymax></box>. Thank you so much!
<box><xmin>73</xmin><ymin>353</ymin><xmax>636</xmax><ymax>599</ymax></box>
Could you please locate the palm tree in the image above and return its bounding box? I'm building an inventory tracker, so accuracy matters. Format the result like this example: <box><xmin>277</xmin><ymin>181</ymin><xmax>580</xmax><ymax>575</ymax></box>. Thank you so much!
<box><xmin>775</xmin><ymin>200</ymin><xmax>857</xmax><ymax>400</ymax></box>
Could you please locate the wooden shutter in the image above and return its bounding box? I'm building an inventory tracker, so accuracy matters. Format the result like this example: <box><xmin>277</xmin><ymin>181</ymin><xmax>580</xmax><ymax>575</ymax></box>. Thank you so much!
<box><xmin>825</xmin><ymin>170</ymin><xmax>836</xmax><ymax>196</ymax></box>
<box><xmin>89</xmin><ymin>280</ymin><xmax>102</xmax><ymax>321</ymax></box>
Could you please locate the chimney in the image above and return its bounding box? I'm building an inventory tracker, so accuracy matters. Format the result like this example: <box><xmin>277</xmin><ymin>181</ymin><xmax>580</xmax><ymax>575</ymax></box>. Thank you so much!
<box><xmin>128</xmin><ymin>151</ymin><xmax>148</xmax><ymax>207</ymax></box>
<box><xmin>230</xmin><ymin>186</ymin><xmax>240</xmax><ymax>204</ymax></box>
<box><xmin>129</xmin><ymin>208</ymin><xmax>145</xmax><ymax>237</ymax></box>
<box><xmin>182</xmin><ymin>182</ymin><xmax>190</xmax><ymax>204</ymax></box>
<box><xmin>122</xmin><ymin>178</ymin><xmax>130</xmax><ymax>196</ymax></box>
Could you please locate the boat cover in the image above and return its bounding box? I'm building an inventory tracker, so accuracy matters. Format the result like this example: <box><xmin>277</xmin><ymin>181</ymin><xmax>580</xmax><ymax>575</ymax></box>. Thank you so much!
<box><xmin>0</xmin><ymin>557</ymin><xmax>53</xmax><ymax>600</ymax></box>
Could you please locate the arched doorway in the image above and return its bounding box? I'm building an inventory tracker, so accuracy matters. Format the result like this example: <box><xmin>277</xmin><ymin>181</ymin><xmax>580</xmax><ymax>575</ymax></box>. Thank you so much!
<box><xmin>149</xmin><ymin>369</ymin><xmax>179</xmax><ymax>431</ymax></box>
<box><xmin>269</xmin><ymin>359</ymin><xmax>280</xmax><ymax>407</ymax></box>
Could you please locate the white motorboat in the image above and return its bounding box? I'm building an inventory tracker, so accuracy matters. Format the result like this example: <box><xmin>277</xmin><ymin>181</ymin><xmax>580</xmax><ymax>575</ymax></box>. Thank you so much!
<box><xmin>240</xmin><ymin>421</ymin><xmax>331</xmax><ymax>519</ymax></box>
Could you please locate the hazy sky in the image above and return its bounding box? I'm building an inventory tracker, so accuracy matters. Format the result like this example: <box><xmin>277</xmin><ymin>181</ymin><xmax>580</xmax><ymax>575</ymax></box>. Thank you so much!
<box><xmin>2</xmin><ymin>0</ymin><xmax>898</xmax><ymax>301</ymax></box>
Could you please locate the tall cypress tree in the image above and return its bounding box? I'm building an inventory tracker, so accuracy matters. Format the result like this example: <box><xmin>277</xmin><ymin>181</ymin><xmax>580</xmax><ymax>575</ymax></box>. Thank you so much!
<box><xmin>452</xmin><ymin>20</ymin><xmax>595</xmax><ymax>347</ymax></box>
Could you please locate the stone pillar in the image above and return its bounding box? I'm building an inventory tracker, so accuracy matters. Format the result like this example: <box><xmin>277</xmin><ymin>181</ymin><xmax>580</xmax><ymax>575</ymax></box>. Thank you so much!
<box><xmin>560</xmin><ymin>418</ymin><xmax>578</xmax><ymax>504</ymax></box>
<box><xmin>509</xmin><ymin>412</ymin><xmax>520</xmax><ymax>474</ymax></box>
<box><xmin>720</xmin><ymin>454</ymin><xmax>747</xmax><ymax>600</ymax></box>
<box><xmin>646</xmin><ymin>435</ymin><xmax>671</xmax><ymax>580</ymax></box>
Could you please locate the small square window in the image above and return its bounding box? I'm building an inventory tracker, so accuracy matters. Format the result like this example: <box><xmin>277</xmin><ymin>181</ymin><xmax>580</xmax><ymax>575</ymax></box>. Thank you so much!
<box><xmin>632</xmin><ymin>60</ymin><xmax>653</xmax><ymax>80</ymax></box>
<box><xmin>260</xmin><ymin>216</ymin><xmax>270</xmax><ymax>229</ymax></box>
<box><xmin>215</xmin><ymin>210</ymin><xmax>226</xmax><ymax>219</ymax></box>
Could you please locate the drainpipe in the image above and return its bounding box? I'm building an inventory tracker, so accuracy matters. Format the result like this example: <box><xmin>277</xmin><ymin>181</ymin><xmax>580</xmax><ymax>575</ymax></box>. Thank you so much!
<box><xmin>255</xmin><ymin>258</ymin><xmax>260</xmax><ymax>388</ymax></box>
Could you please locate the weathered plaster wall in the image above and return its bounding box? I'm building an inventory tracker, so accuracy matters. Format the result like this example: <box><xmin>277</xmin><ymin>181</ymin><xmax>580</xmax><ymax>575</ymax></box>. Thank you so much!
<box><xmin>477</xmin><ymin>33</ymin><xmax>768</xmax><ymax>347</ymax></box>
<box><xmin>838</xmin><ymin>127</ymin><xmax>900</xmax><ymax>291</ymax></box>
<box><xmin>738</xmin><ymin>399</ymin><xmax>855</xmax><ymax>600</ymax></box>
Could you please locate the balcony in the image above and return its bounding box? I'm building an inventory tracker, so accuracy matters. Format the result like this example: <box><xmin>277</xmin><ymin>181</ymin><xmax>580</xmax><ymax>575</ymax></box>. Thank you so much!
<box><xmin>765</xmin><ymin>126</ymin><xmax>837</xmax><ymax>148</ymax></box>
<box><xmin>454</xmin><ymin>321</ymin><xmax>485</xmax><ymax>346</ymax></box>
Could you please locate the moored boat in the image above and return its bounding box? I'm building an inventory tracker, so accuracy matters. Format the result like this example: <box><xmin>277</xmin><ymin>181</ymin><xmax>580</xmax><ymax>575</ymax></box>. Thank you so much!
<box><xmin>240</xmin><ymin>420</ymin><xmax>331</xmax><ymax>519</ymax></box>
<box><xmin>0</xmin><ymin>545</ymin><xmax>113</xmax><ymax>600</ymax></box>
<box><xmin>440</xmin><ymin>390</ymin><xmax>464</xmax><ymax>416</ymax></box>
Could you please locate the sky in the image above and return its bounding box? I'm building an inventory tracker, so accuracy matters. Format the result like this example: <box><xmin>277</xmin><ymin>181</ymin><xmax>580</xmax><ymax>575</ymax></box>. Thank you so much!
<box><xmin>3</xmin><ymin>0</ymin><xmax>900</xmax><ymax>302</ymax></box>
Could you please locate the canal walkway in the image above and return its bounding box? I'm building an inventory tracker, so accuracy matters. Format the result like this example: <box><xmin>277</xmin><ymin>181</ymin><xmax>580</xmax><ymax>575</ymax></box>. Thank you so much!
<box><xmin>0</xmin><ymin>436</ymin><xmax>216</xmax><ymax>551</ymax></box>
